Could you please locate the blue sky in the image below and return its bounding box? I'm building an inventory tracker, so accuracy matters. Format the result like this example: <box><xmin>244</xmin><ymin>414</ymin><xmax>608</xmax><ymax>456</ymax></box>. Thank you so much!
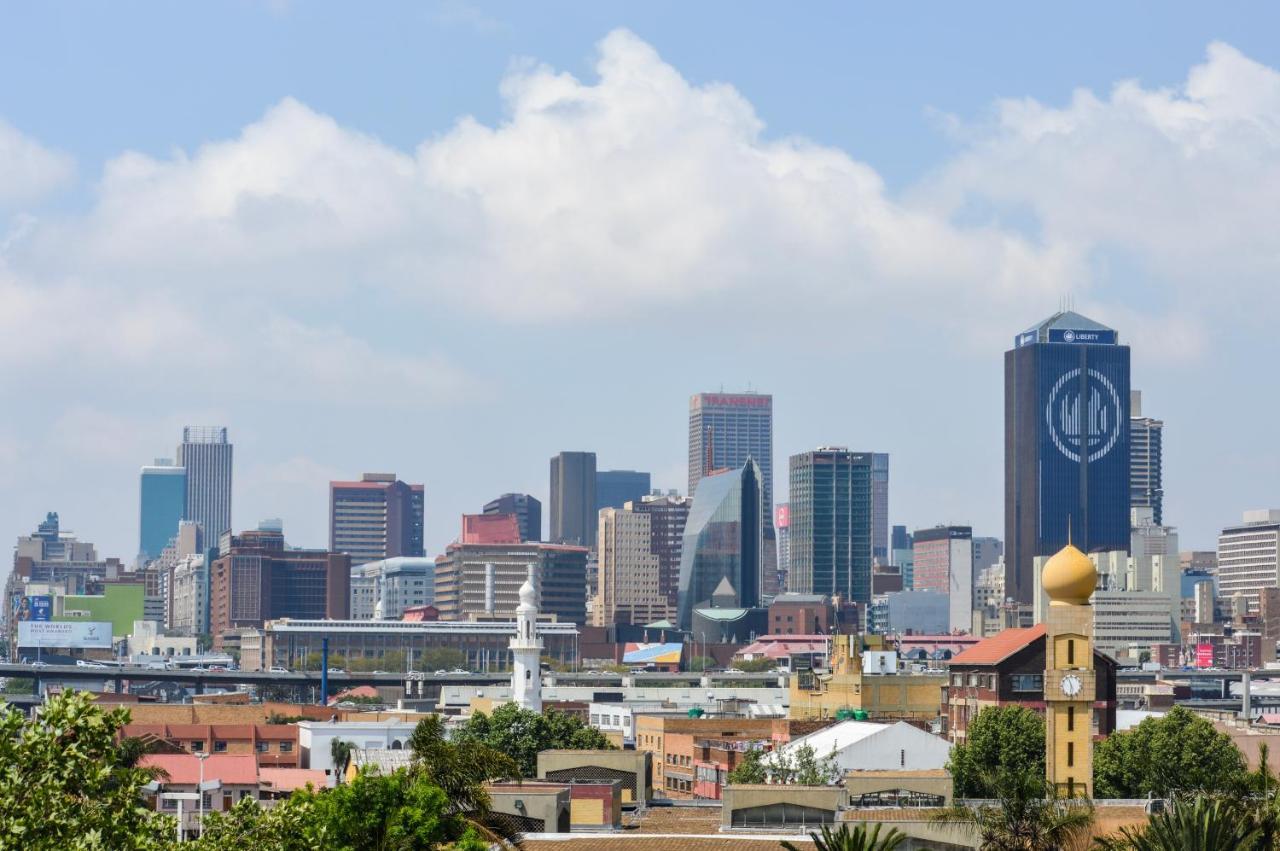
<box><xmin>2</xmin><ymin>2</ymin><xmax>1279</xmax><ymax>567</ymax></box>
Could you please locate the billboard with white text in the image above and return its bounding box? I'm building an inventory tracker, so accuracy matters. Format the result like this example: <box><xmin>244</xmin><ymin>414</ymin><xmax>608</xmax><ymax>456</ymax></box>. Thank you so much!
<box><xmin>17</xmin><ymin>620</ymin><xmax>113</xmax><ymax>649</ymax></box>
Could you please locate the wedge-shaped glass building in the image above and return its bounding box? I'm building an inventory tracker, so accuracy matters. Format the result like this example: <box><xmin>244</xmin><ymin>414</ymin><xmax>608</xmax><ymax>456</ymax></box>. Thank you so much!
<box><xmin>676</xmin><ymin>460</ymin><xmax>763</xmax><ymax>629</ymax></box>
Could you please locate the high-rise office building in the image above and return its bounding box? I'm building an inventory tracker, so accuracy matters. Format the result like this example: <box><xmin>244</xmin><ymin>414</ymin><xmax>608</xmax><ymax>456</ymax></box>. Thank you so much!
<box><xmin>1130</xmin><ymin>391</ymin><xmax>1164</xmax><ymax>525</ymax></box>
<box><xmin>349</xmin><ymin>557</ymin><xmax>436</xmax><ymax>620</ymax></box>
<box><xmin>1005</xmin><ymin>311</ymin><xmax>1131</xmax><ymax>603</ymax></box>
<box><xmin>676</xmin><ymin>460</ymin><xmax>764</xmax><ymax>629</ymax></box>
<box><xmin>329</xmin><ymin>473</ymin><xmax>425</xmax><ymax>566</ymax></box>
<box><xmin>549</xmin><ymin>451</ymin><xmax>597</xmax><ymax>548</ymax></box>
<box><xmin>483</xmin><ymin>493</ymin><xmax>542</xmax><ymax>542</ymax></box>
<box><xmin>176</xmin><ymin>427</ymin><xmax>233</xmax><ymax>546</ymax></box>
<box><xmin>787</xmin><ymin>448</ymin><xmax>874</xmax><ymax>604</ymax></box>
<box><xmin>208</xmin><ymin>524</ymin><xmax>350</xmax><ymax>645</ymax></box>
<box><xmin>688</xmin><ymin>392</ymin><xmax>773</xmax><ymax>514</ymax></box>
<box><xmin>891</xmin><ymin>525</ymin><xmax>914</xmax><ymax>589</ymax></box>
<box><xmin>633</xmin><ymin>493</ymin><xmax>692</xmax><ymax>615</ymax></box>
<box><xmin>138</xmin><ymin>459</ymin><xmax>186</xmax><ymax>563</ymax></box>
<box><xmin>871</xmin><ymin>454</ymin><xmax>889</xmax><ymax>563</ymax></box>
<box><xmin>912</xmin><ymin>525</ymin><xmax>974</xmax><ymax>633</ymax></box>
<box><xmin>972</xmin><ymin>537</ymin><xmax>1003</xmax><ymax>575</ymax></box>
<box><xmin>1217</xmin><ymin>510</ymin><xmax>1280</xmax><ymax>615</ymax></box>
<box><xmin>594</xmin><ymin>507</ymin><xmax>667</xmax><ymax>626</ymax></box>
<box><xmin>595</xmin><ymin>470</ymin><xmax>651</xmax><ymax>512</ymax></box>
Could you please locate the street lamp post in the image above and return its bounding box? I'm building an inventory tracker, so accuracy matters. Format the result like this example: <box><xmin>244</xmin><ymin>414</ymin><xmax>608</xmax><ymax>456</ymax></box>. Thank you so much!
<box><xmin>196</xmin><ymin>752</ymin><xmax>209</xmax><ymax>838</ymax></box>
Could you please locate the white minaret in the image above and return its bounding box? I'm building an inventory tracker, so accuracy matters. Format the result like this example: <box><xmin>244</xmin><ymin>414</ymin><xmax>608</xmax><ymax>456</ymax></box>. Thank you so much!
<box><xmin>510</xmin><ymin>564</ymin><xmax>543</xmax><ymax>713</ymax></box>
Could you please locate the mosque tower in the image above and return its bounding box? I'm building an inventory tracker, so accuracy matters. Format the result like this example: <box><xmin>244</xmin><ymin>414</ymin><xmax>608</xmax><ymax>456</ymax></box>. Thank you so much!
<box><xmin>1042</xmin><ymin>540</ymin><xmax>1098</xmax><ymax>797</ymax></box>
<box><xmin>510</xmin><ymin>564</ymin><xmax>543</xmax><ymax>713</ymax></box>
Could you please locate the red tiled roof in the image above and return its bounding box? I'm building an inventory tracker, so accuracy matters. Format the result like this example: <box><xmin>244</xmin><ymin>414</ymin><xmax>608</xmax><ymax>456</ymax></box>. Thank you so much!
<box><xmin>140</xmin><ymin>754</ymin><xmax>258</xmax><ymax>785</ymax></box>
<box><xmin>259</xmin><ymin>767</ymin><xmax>327</xmax><ymax>791</ymax></box>
<box><xmin>255</xmin><ymin>725</ymin><xmax>298</xmax><ymax>740</ymax></box>
<box><xmin>948</xmin><ymin>624</ymin><xmax>1046</xmax><ymax>665</ymax></box>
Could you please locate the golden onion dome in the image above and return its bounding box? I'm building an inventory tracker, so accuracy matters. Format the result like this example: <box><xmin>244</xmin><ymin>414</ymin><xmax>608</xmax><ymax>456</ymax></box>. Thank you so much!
<box><xmin>1042</xmin><ymin>543</ymin><xmax>1098</xmax><ymax>605</ymax></box>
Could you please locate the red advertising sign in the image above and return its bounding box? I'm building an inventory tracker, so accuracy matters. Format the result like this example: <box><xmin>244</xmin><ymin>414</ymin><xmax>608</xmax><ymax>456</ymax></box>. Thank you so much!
<box><xmin>775</xmin><ymin>504</ymin><xmax>790</xmax><ymax>528</ymax></box>
<box><xmin>1195</xmin><ymin>643</ymin><xmax>1215</xmax><ymax>669</ymax></box>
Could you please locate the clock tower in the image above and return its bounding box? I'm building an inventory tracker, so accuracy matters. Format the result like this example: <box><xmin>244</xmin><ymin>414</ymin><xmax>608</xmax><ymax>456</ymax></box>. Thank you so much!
<box><xmin>1041</xmin><ymin>542</ymin><xmax>1098</xmax><ymax>797</ymax></box>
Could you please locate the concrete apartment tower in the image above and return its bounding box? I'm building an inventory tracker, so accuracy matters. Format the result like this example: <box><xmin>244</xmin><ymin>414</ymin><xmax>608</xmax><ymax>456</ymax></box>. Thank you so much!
<box><xmin>510</xmin><ymin>565</ymin><xmax>543</xmax><ymax>713</ymax></box>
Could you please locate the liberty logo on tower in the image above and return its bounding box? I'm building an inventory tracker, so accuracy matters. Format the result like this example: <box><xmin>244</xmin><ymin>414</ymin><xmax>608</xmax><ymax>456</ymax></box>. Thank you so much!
<box><xmin>1045</xmin><ymin>367</ymin><xmax>1123</xmax><ymax>463</ymax></box>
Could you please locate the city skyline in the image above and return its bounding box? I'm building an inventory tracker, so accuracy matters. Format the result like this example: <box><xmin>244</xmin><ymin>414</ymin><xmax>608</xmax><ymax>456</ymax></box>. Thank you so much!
<box><xmin>4</xmin><ymin>8</ymin><xmax>1280</xmax><ymax>574</ymax></box>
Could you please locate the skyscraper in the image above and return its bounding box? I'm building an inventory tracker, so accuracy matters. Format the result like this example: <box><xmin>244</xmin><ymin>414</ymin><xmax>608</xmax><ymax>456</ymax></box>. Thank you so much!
<box><xmin>1005</xmin><ymin>311</ymin><xmax>1130</xmax><ymax>603</ymax></box>
<box><xmin>676</xmin><ymin>460</ymin><xmax>763</xmax><ymax>630</ymax></box>
<box><xmin>595</xmin><ymin>469</ymin><xmax>651</xmax><ymax>512</ymax></box>
<box><xmin>1217</xmin><ymin>510</ymin><xmax>1280</xmax><ymax>615</ymax></box>
<box><xmin>329</xmin><ymin>473</ymin><xmax>425</xmax><ymax>566</ymax></box>
<box><xmin>912</xmin><ymin>525</ymin><xmax>974</xmax><ymax>633</ymax></box>
<box><xmin>871</xmin><ymin>453</ymin><xmax>889</xmax><ymax>563</ymax></box>
<box><xmin>1129</xmin><ymin>391</ymin><xmax>1164</xmax><ymax>525</ymax></box>
<box><xmin>176</xmin><ymin>426</ymin><xmax>233</xmax><ymax>546</ymax></box>
<box><xmin>594</xmin><ymin>506</ymin><xmax>667</xmax><ymax>626</ymax></box>
<box><xmin>138</xmin><ymin>459</ymin><xmax>186</xmax><ymax>563</ymax></box>
<box><xmin>688</xmin><ymin>392</ymin><xmax>773</xmax><ymax>514</ymax></box>
<box><xmin>891</xmin><ymin>525</ymin><xmax>914</xmax><ymax>589</ymax></box>
<box><xmin>633</xmin><ymin>493</ymin><xmax>692</xmax><ymax>615</ymax></box>
<box><xmin>483</xmin><ymin>493</ymin><xmax>542</xmax><ymax>542</ymax></box>
<box><xmin>787</xmin><ymin>448</ymin><xmax>874</xmax><ymax>604</ymax></box>
<box><xmin>549</xmin><ymin>451</ymin><xmax>597</xmax><ymax>548</ymax></box>
<box><xmin>775</xmin><ymin>504</ymin><xmax>791</xmax><ymax>587</ymax></box>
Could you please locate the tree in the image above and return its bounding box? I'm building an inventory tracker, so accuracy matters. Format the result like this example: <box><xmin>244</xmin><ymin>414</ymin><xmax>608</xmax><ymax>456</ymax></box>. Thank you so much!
<box><xmin>1093</xmin><ymin>706</ymin><xmax>1247</xmax><ymax>798</ymax></box>
<box><xmin>946</xmin><ymin>705</ymin><xmax>1045</xmax><ymax>798</ymax></box>
<box><xmin>408</xmin><ymin>714</ymin><xmax>518</xmax><ymax>816</ymax></box>
<box><xmin>332</xmin><ymin>738</ymin><xmax>355</xmax><ymax>780</ymax></box>
<box><xmin>190</xmin><ymin>795</ymin><xmax>325</xmax><ymax>851</ymax></box>
<box><xmin>687</xmin><ymin>655</ymin><xmax>717</xmax><ymax>672</ymax></box>
<box><xmin>454</xmin><ymin>703</ymin><xmax>613</xmax><ymax>778</ymax></box>
<box><xmin>0</xmin><ymin>689</ymin><xmax>175</xmax><ymax>849</ymax></box>
<box><xmin>1095</xmin><ymin>796</ymin><xmax>1263</xmax><ymax>851</ymax></box>
<box><xmin>782</xmin><ymin>822</ymin><xmax>907</xmax><ymax>851</ymax></box>
<box><xmin>727</xmin><ymin>747</ymin><xmax>769</xmax><ymax>785</ymax></box>
<box><xmin>932</xmin><ymin>768</ymin><xmax>1093</xmax><ymax>851</ymax></box>
<box><xmin>298</xmin><ymin>768</ymin><xmax>474</xmax><ymax>851</ymax></box>
<box><xmin>734</xmin><ymin>657</ymin><xmax>778</xmax><ymax>673</ymax></box>
<box><xmin>418</xmin><ymin>648</ymin><xmax>467</xmax><ymax>672</ymax></box>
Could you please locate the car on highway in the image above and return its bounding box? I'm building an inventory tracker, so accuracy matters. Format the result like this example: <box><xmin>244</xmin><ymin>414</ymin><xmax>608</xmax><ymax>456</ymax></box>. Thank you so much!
<box><xmin>209</xmin><ymin>665</ymin><xmax>228</xmax><ymax>672</ymax></box>
<box><xmin>433</xmin><ymin>669</ymin><xmax>448</xmax><ymax>676</ymax></box>
<box><xmin>327</xmin><ymin>667</ymin><xmax>344</xmax><ymax>673</ymax></box>
<box><xmin>448</xmin><ymin>669</ymin><xmax>469</xmax><ymax>675</ymax></box>
<box><xmin>269</xmin><ymin>666</ymin><xmax>288</xmax><ymax>673</ymax></box>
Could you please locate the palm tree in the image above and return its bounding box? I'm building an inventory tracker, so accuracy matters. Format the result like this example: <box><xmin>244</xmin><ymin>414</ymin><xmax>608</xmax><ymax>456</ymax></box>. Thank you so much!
<box><xmin>932</xmin><ymin>768</ymin><xmax>1094</xmax><ymax>851</ymax></box>
<box><xmin>1094</xmin><ymin>796</ymin><xmax>1263</xmax><ymax>850</ymax></box>
<box><xmin>330</xmin><ymin>738</ymin><xmax>353</xmax><ymax>781</ymax></box>
<box><xmin>781</xmin><ymin>822</ymin><xmax>907</xmax><ymax>851</ymax></box>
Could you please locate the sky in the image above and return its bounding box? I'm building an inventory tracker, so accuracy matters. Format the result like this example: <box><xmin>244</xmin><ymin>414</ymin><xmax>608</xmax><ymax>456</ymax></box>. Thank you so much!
<box><xmin>2</xmin><ymin>2</ymin><xmax>1280</xmax><ymax>573</ymax></box>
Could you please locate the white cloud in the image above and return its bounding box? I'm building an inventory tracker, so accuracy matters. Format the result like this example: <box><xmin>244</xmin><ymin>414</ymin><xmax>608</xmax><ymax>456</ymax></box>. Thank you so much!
<box><xmin>0</xmin><ymin>119</ymin><xmax>73</xmax><ymax>206</ymax></box>
<box><xmin>15</xmin><ymin>29</ymin><xmax>1079</xmax><ymax>334</ymax></box>
<box><xmin>922</xmin><ymin>41</ymin><xmax>1280</xmax><ymax>328</ymax></box>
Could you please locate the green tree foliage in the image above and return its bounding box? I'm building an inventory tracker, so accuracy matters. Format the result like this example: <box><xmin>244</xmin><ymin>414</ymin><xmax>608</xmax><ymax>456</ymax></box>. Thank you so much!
<box><xmin>1095</xmin><ymin>796</ymin><xmax>1264</xmax><ymax>851</ymax></box>
<box><xmin>782</xmin><ymin>821</ymin><xmax>907</xmax><ymax>851</ymax></box>
<box><xmin>416</xmin><ymin>648</ymin><xmax>467</xmax><ymax>672</ymax></box>
<box><xmin>686</xmin><ymin>655</ymin><xmax>717</xmax><ymax>672</ymax></box>
<box><xmin>726</xmin><ymin>744</ymin><xmax>839</xmax><ymax>786</ymax></box>
<box><xmin>727</xmin><ymin>747</ymin><xmax>769</xmax><ymax>785</ymax></box>
<box><xmin>946</xmin><ymin>705</ymin><xmax>1045</xmax><ymax>798</ymax></box>
<box><xmin>933</xmin><ymin>769</ymin><xmax>1093</xmax><ymax>851</ymax></box>
<box><xmin>453</xmin><ymin>703</ymin><xmax>614</xmax><ymax>778</ymax></box>
<box><xmin>2</xmin><ymin>677</ymin><xmax>35</xmax><ymax>695</ymax></box>
<box><xmin>0</xmin><ymin>690</ymin><xmax>175</xmax><ymax>849</ymax></box>
<box><xmin>189</xmin><ymin>795</ymin><xmax>324</xmax><ymax>851</ymax></box>
<box><xmin>299</xmin><ymin>769</ymin><xmax>468</xmax><ymax>851</ymax></box>
<box><xmin>733</xmin><ymin>657</ymin><xmax>779</xmax><ymax>672</ymax></box>
<box><xmin>1093</xmin><ymin>706</ymin><xmax>1247</xmax><ymax>798</ymax></box>
<box><xmin>332</xmin><ymin>738</ymin><xmax>355</xmax><ymax>779</ymax></box>
<box><xmin>407</xmin><ymin>714</ymin><xmax>518</xmax><ymax>816</ymax></box>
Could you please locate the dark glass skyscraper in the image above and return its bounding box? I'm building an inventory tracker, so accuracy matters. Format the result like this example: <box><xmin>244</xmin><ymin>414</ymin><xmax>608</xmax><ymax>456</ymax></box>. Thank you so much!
<box><xmin>595</xmin><ymin>469</ymin><xmax>651</xmax><ymax>512</ymax></box>
<box><xmin>483</xmin><ymin>493</ymin><xmax>542</xmax><ymax>542</ymax></box>
<box><xmin>787</xmin><ymin>448</ymin><xmax>874</xmax><ymax>604</ymax></box>
<box><xmin>1005</xmin><ymin>311</ymin><xmax>1131</xmax><ymax>603</ymax></box>
<box><xmin>676</xmin><ymin>460</ymin><xmax>763</xmax><ymax>629</ymax></box>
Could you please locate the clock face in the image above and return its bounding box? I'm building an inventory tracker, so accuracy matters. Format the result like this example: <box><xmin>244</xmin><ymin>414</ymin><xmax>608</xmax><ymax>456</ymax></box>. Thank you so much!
<box><xmin>1061</xmin><ymin>674</ymin><xmax>1083</xmax><ymax>697</ymax></box>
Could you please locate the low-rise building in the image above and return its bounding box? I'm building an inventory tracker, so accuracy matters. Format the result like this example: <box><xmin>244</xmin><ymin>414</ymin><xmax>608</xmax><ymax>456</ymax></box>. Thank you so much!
<box><xmin>122</xmin><ymin>722</ymin><xmax>300</xmax><ymax>767</ymax></box>
<box><xmin>942</xmin><ymin>624</ymin><xmax>1117</xmax><ymax>743</ymax></box>
<box><xmin>297</xmin><ymin>720</ymin><xmax>417</xmax><ymax>780</ymax></box>
<box><xmin>767</xmin><ymin>719</ymin><xmax>951</xmax><ymax>775</ymax></box>
<box><xmin>789</xmin><ymin>634</ymin><xmax>946</xmax><ymax>722</ymax></box>
<box><xmin>537</xmin><ymin>749</ymin><xmax>653</xmax><ymax>808</ymax></box>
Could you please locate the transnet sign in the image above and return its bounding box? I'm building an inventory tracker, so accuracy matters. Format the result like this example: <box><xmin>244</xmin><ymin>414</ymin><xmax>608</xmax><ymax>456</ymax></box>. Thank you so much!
<box><xmin>697</xmin><ymin>394</ymin><xmax>771</xmax><ymax>409</ymax></box>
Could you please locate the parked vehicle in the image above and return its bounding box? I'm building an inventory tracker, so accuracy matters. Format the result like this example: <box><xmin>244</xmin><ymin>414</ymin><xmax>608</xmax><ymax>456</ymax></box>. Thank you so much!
<box><xmin>269</xmin><ymin>666</ymin><xmax>288</xmax><ymax>673</ymax></box>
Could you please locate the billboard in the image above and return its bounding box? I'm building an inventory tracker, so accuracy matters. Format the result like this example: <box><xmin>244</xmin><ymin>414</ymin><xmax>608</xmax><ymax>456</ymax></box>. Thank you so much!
<box><xmin>1195</xmin><ymin>643</ymin><xmax>1216</xmax><ymax>669</ymax></box>
<box><xmin>17</xmin><ymin>620</ymin><xmax>113</xmax><ymax>649</ymax></box>
<box><xmin>12</xmin><ymin>594</ymin><xmax>52</xmax><ymax>621</ymax></box>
